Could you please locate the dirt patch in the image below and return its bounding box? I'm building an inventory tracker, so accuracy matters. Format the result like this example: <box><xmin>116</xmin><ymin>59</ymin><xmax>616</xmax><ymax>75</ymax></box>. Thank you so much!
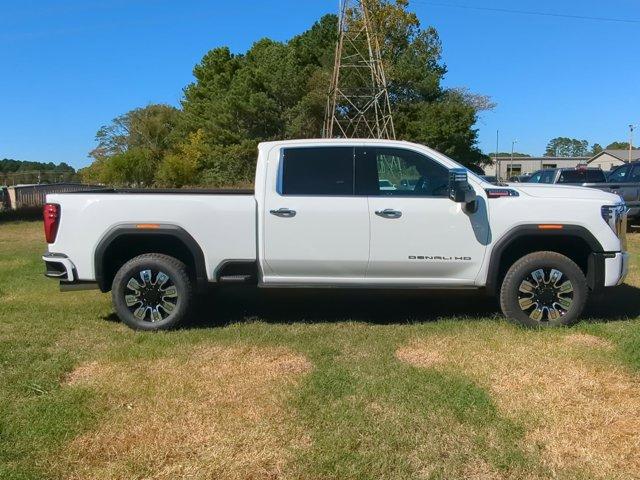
<box><xmin>396</xmin><ymin>332</ymin><xmax>640</xmax><ymax>479</ymax></box>
<box><xmin>64</xmin><ymin>361</ymin><xmax>103</xmax><ymax>386</ymax></box>
<box><xmin>58</xmin><ymin>345</ymin><xmax>312</xmax><ymax>480</ymax></box>
<box><xmin>563</xmin><ymin>333</ymin><xmax>614</xmax><ymax>350</ymax></box>
<box><xmin>396</xmin><ymin>345</ymin><xmax>444</xmax><ymax>368</ymax></box>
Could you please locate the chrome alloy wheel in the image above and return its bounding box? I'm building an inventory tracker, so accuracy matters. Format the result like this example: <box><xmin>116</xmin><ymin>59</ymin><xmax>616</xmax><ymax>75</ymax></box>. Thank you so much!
<box><xmin>517</xmin><ymin>268</ymin><xmax>574</xmax><ymax>322</ymax></box>
<box><xmin>125</xmin><ymin>269</ymin><xmax>178</xmax><ymax>322</ymax></box>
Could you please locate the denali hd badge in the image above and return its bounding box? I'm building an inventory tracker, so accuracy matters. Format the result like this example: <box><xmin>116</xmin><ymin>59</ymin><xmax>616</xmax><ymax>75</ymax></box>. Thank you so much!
<box><xmin>409</xmin><ymin>256</ymin><xmax>472</xmax><ymax>261</ymax></box>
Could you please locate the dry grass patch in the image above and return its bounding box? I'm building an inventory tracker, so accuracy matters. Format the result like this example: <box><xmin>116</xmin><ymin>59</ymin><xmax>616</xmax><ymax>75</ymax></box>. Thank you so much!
<box><xmin>56</xmin><ymin>345</ymin><xmax>312</xmax><ymax>480</ymax></box>
<box><xmin>396</xmin><ymin>330</ymin><xmax>640</xmax><ymax>479</ymax></box>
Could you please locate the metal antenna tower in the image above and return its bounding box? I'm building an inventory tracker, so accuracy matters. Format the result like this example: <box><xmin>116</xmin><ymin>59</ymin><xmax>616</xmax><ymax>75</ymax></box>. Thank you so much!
<box><xmin>323</xmin><ymin>0</ymin><xmax>396</xmax><ymax>139</ymax></box>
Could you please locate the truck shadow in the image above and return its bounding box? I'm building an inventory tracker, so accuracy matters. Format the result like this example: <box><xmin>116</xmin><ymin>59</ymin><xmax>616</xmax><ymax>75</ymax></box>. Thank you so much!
<box><xmin>583</xmin><ymin>284</ymin><xmax>640</xmax><ymax>321</ymax></box>
<box><xmin>183</xmin><ymin>284</ymin><xmax>640</xmax><ymax>328</ymax></box>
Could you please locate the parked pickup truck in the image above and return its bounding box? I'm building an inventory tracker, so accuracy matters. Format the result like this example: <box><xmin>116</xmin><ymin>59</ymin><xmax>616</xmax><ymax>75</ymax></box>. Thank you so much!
<box><xmin>526</xmin><ymin>167</ymin><xmax>607</xmax><ymax>185</ymax></box>
<box><xmin>527</xmin><ymin>165</ymin><xmax>640</xmax><ymax>224</ymax></box>
<box><xmin>42</xmin><ymin>139</ymin><xmax>629</xmax><ymax>330</ymax></box>
<box><xmin>589</xmin><ymin>161</ymin><xmax>640</xmax><ymax>224</ymax></box>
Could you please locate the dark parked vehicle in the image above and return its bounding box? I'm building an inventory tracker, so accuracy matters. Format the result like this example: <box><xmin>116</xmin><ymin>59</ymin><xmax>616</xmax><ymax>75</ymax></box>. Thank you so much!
<box><xmin>526</xmin><ymin>167</ymin><xmax>607</xmax><ymax>185</ymax></box>
<box><xmin>528</xmin><ymin>164</ymin><xmax>640</xmax><ymax>224</ymax></box>
<box><xmin>596</xmin><ymin>162</ymin><xmax>640</xmax><ymax>223</ymax></box>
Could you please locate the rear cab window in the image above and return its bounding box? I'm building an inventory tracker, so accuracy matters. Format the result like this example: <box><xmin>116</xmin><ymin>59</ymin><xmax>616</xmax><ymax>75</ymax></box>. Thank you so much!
<box><xmin>280</xmin><ymin>147</ymin><xmax>354</xmax><ymax>195</ymax></box>
<box><xmin>557</xmin><ymin>169</ymin><xmax>606</xmax><ymax>184</ymax></box>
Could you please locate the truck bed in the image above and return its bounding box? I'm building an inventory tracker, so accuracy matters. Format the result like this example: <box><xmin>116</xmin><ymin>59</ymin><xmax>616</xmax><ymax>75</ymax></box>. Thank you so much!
<box><xmin>46</xmin><ymin>191</ymin><xmax>258</xmax><ymax>283</ymax></box>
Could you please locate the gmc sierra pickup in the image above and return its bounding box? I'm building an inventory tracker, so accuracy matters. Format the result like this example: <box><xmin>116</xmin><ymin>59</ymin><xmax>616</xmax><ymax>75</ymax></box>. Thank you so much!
<box><xmin>42</xmin><ymin>139</ymin><xmax>629</xmax><ymax>330</ymax></box>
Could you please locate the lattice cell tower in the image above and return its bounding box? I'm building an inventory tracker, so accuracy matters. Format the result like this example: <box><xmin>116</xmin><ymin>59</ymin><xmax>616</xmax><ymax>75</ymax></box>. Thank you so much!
<box><xmin>323</xmin><ymin>0</ymin><xmax>396</xmax><ymax>140</ymax></box>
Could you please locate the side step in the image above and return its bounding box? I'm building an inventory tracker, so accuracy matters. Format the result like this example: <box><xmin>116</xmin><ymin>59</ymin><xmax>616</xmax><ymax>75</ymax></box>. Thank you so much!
<box><xmin>218</xmin><ymin>274</ymin><xmax>256</xmax><ymax>284</ymax></box>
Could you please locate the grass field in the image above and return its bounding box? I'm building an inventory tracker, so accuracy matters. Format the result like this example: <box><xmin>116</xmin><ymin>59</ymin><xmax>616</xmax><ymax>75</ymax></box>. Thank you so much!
<box><xmin>1</xmin><ymin>220</ymin><xmax>640</xmax><ymax>480</ymax></box>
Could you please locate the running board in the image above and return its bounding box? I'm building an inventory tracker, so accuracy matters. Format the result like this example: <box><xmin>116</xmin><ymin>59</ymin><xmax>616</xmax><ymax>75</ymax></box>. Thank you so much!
<box><xmin>218</xmin><ymin>275</ymin><xmax>256</xmax><ymax>284</ymax></box>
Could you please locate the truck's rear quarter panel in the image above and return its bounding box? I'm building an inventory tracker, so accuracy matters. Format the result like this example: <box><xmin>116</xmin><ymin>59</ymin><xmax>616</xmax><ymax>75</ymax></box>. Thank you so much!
<box><xmin>47</xmin><ymin>192</ymin><xmax>257</xmax><ymax>283</ymax></box>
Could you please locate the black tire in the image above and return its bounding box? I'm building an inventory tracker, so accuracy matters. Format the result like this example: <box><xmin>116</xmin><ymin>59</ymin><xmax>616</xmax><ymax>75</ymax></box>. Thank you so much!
<box><xmin>499</xmin><ymin>251</ymin><xmax>588</xmax><ymax>328</ymax></box>
<box><xmin>112</xmin><ymin>253</ymin><xmax>193</xmax><ymax>331</ymax></box>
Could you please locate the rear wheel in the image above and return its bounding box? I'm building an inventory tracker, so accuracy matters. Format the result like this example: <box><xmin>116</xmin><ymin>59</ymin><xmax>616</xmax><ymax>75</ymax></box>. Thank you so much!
<box><xmin>112</xmin><ymin>253</ymin><xmax>193</xmax><ymax>331</ymax></box>
<box><xmin>500</xmin><ymin>251</ymin><xmax>588</xmax><ymax>327</ymax></box>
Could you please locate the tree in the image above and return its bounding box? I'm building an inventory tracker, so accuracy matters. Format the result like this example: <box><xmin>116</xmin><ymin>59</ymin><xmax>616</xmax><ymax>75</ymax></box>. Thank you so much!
<box><xmin>84</xmin><ymin>104</ymin><xmax>180</xmax><ymax>185</ymax></box>
<box><xmin>177</xmin><ymin>1</ymin><xmax>491</xmax><ymax>184</ymax></box>
<box><xmin>606</xmin><ymin>141</ymin><xmax>638</xmax><ymax>150</ymax></box>
<box><xmin>544</xmin><ymin>137</ymin><xmax>590</xmax><ymax>157</ymax></box>
<box><xmin>156</xmin><ymin>130</ymin><xmax>206</xmax><ymax>187</ymax></box>
<box><xmin>591</xmin><ymin>143</ymin><xmax>604</xmax><ymax>155</ymax></box>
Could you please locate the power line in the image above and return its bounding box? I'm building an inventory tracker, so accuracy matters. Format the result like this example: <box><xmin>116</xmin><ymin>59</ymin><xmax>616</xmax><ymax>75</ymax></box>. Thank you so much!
<box><xmin>412</xmin><ymin>1</ymin><xmax>640</xmax><ymax>24</ymax></box>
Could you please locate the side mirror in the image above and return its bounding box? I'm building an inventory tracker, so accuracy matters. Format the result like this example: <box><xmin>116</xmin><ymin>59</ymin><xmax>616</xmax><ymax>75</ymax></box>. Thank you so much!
<box><xmin>449</xmin><ymin>168</ymin><xmax>477</xmax><ymax>206</ymax></box>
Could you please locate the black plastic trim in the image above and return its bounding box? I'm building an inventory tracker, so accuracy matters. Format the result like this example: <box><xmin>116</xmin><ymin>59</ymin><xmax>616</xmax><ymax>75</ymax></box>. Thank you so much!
<box><xmin>44</xmin><ymin>261</ymin><xmax>68</xmax><ymax>279</ymax></box>
<box><xmin>485</xmin><ymin>224</ymin><xmax>605</xmax><ymax>295</ymax></box>
<box><xmin>215</xmin><ymin>259</ymin><xmax>258</xmax><ymax>283</ymax></box>
<box><xmin>94</xmin><ymin>224</ymin><xmax>207</xmax><ymax>292</ymax></box>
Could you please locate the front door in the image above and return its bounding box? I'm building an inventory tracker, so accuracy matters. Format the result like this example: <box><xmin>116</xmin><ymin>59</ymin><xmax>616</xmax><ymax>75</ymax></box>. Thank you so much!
<box><xmin>262</xmin><ymin>146</ymin><xmax>370</xmax><ymax>283</ymax></box>
<box><xmin>356</xmin><ymin>147</ymin><xmax>489</xmax><ymax>285</ymax></box>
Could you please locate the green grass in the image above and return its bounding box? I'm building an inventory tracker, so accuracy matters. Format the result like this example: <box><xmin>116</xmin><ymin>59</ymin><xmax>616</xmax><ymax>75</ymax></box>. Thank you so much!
<box><xmin>1</xmin><ymin>221</ymin><xmax>640</xmax><ymax>479</ymax></box>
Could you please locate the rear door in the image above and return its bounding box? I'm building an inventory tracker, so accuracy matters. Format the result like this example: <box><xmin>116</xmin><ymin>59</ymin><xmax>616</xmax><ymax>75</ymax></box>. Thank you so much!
<box><xmin>262</xmin><ymin>146</ymin><xmax>370</xmax><ymax>282</ymax></box>
<box><xmin>356</xmin><ymin>146</ymin><xmax>489</xmax><ymax>285</ymax></box>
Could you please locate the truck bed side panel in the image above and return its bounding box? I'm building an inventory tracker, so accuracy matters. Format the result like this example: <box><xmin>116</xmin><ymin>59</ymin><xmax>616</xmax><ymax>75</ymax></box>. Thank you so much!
<box><xmin>46</xmin><ymin>193</ymin><xmax>257</xmax><ymax>282</ymax></box>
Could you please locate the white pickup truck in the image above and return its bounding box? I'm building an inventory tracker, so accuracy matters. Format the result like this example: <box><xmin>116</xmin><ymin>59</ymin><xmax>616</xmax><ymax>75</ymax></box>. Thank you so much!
<box><xmin>42</xmin><ymin>139</ymin><xmax>629</xmax><ymax>330</ymax></box>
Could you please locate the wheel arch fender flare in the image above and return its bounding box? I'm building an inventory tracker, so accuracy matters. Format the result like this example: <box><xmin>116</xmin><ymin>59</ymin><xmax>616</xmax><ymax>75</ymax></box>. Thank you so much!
<box><xmin>94</xmin><ymin>224</ymin><xmax>207</xmax><ymax>292</ymax></box>
<box><xmin>485</xmin><ymin>224</ymin><xmax>604</xmax><ymax>296</ymax></box>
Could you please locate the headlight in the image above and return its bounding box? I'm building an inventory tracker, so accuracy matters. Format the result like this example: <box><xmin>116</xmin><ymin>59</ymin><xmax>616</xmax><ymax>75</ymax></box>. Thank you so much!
<box><xmin>601</xmin><ymin>203</ymin><xmax>628</xmax><ymax>246</ymax></box>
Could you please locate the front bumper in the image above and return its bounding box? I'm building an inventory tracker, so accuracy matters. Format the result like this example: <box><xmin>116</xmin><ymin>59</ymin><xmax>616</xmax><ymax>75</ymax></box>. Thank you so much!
<box><xmin>605</xmin><ymin>252</ymin><xmax>629</xmax><ymax>287</ymax></box>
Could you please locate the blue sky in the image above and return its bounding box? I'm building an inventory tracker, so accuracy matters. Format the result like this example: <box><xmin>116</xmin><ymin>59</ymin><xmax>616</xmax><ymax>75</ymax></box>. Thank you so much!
<box><xmin>1</xmin><ymin>0</ymin><xmax>639</xmax><ymax>168</ymax></box>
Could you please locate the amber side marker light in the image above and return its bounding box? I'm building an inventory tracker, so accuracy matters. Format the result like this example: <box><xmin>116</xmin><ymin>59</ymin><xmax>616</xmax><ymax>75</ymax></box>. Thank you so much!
<box><xmin>136</xmin><ymin>224</ymin><xmax>160</xmax><ymax>229</ymax></box>
<box><xmin>538</xmin><ymin>224</ymin><xmax>564</xmax><ymax>230</ymax></box>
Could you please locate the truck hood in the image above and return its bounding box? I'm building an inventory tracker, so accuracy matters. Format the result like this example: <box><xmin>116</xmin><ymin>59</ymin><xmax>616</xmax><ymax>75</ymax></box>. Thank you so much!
<box><xmin>509</xmin><ymin>183</ymin><xmax>622</xmax><ymax>203</ymax></box>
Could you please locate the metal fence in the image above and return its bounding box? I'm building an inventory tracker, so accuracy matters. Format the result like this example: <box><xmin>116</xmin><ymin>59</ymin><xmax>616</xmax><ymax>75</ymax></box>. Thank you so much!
<box><xmin>2</xmin><ymin>184</ymin><xmax>105</xmax><ymax>211</ymax></box>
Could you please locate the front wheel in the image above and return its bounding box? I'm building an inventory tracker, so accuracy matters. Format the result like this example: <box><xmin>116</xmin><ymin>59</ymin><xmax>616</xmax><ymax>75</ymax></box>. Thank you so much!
<box><xmin>499</xmin><ymin>251</ymin><xmax>588</xmax><ymax>328</ymax></box>
<box><xmin>112</xmin><ymin>253</ymin><xmax>193</xmax><ymax>331</ymax></box>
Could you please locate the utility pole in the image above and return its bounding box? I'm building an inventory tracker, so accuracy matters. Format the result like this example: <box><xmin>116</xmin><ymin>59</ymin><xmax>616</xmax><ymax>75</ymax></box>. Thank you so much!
<box><xmin>495</xmin><ymin>130</ymin><xmax>500</xmax><ymax>180</ymax></box>
<box><xmin>510</xmin><ymin>139</ymin><xmax>518</xmax><ymax>180</ymax></box>
<box><xmin>630</xmin><ymin>124</ymin><xmax>636</xmax><ymax>162</ymax></box>
<box><xmin>324</xmin><ymin>0</ymin><xmax>395</xmax><ymax>139</ymax></box>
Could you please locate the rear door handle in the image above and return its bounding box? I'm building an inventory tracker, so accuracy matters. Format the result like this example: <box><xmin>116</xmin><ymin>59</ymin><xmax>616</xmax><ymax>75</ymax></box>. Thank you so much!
<box><xmin>375</xmin><ymin>208</ymin><xmax>402</xmax><ymax>219</ymax></box>
<box><xmin>270</xmin><ymin>208</ymin><xmax>297</xmax><ymax>218</ymax></box>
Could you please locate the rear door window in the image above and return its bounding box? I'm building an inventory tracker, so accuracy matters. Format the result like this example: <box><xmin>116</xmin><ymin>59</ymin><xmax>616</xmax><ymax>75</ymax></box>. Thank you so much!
<box><xmin>281</xmin><ymin>147</ymin><xmax>354</xmax><ymax>195</ymax></box>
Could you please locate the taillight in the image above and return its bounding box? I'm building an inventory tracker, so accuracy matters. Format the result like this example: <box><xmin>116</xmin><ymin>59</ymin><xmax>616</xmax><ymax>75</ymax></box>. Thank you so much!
<box><xmin>43</xmin><ymin>203</ymin><xmax>60</xmax><ymax>244</ymax></box>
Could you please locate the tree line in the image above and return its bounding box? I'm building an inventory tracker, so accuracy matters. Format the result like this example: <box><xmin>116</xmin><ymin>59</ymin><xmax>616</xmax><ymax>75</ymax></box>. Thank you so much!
<box><xmin>495</xmin><ymin>139</ymin><xmax>638</xmax><ymax>159</ymax></box>
<box><xmin>544</xmin><ymin>138</ymin><xmax>637</xmax><ymax>158</ymax></box>
<box><xmin>1</xmin><ymin>159</ymin><xmax>77</xmax><ymax>186</ymax></box>
<box><xmin>80</xmin><ymin>0</ymin><xmax>493</xmax><ymax>188</ymax></box>
<box><xmin>0</xmin><ymin>159</ymin><xmax>75</xmax><ymax>174</ymax></box>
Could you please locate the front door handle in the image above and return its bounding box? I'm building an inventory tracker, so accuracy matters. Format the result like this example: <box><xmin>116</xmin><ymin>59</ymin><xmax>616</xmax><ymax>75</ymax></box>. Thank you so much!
<box><xmin>270</xmin><ymin>208</ymin><xmax>297</xmax><ymax>218</ymax></box>
<box><xmin>375</xmin><ymin>208</ymin><xmax>402</xmax><ymax>219</ymax></box>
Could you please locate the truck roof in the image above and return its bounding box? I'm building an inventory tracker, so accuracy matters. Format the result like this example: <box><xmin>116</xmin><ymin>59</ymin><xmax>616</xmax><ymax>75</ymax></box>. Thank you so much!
<box><xmin>258</xmin><ymin>138</ymin><xmax>418</xmax><ymax>149</ymax></box>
